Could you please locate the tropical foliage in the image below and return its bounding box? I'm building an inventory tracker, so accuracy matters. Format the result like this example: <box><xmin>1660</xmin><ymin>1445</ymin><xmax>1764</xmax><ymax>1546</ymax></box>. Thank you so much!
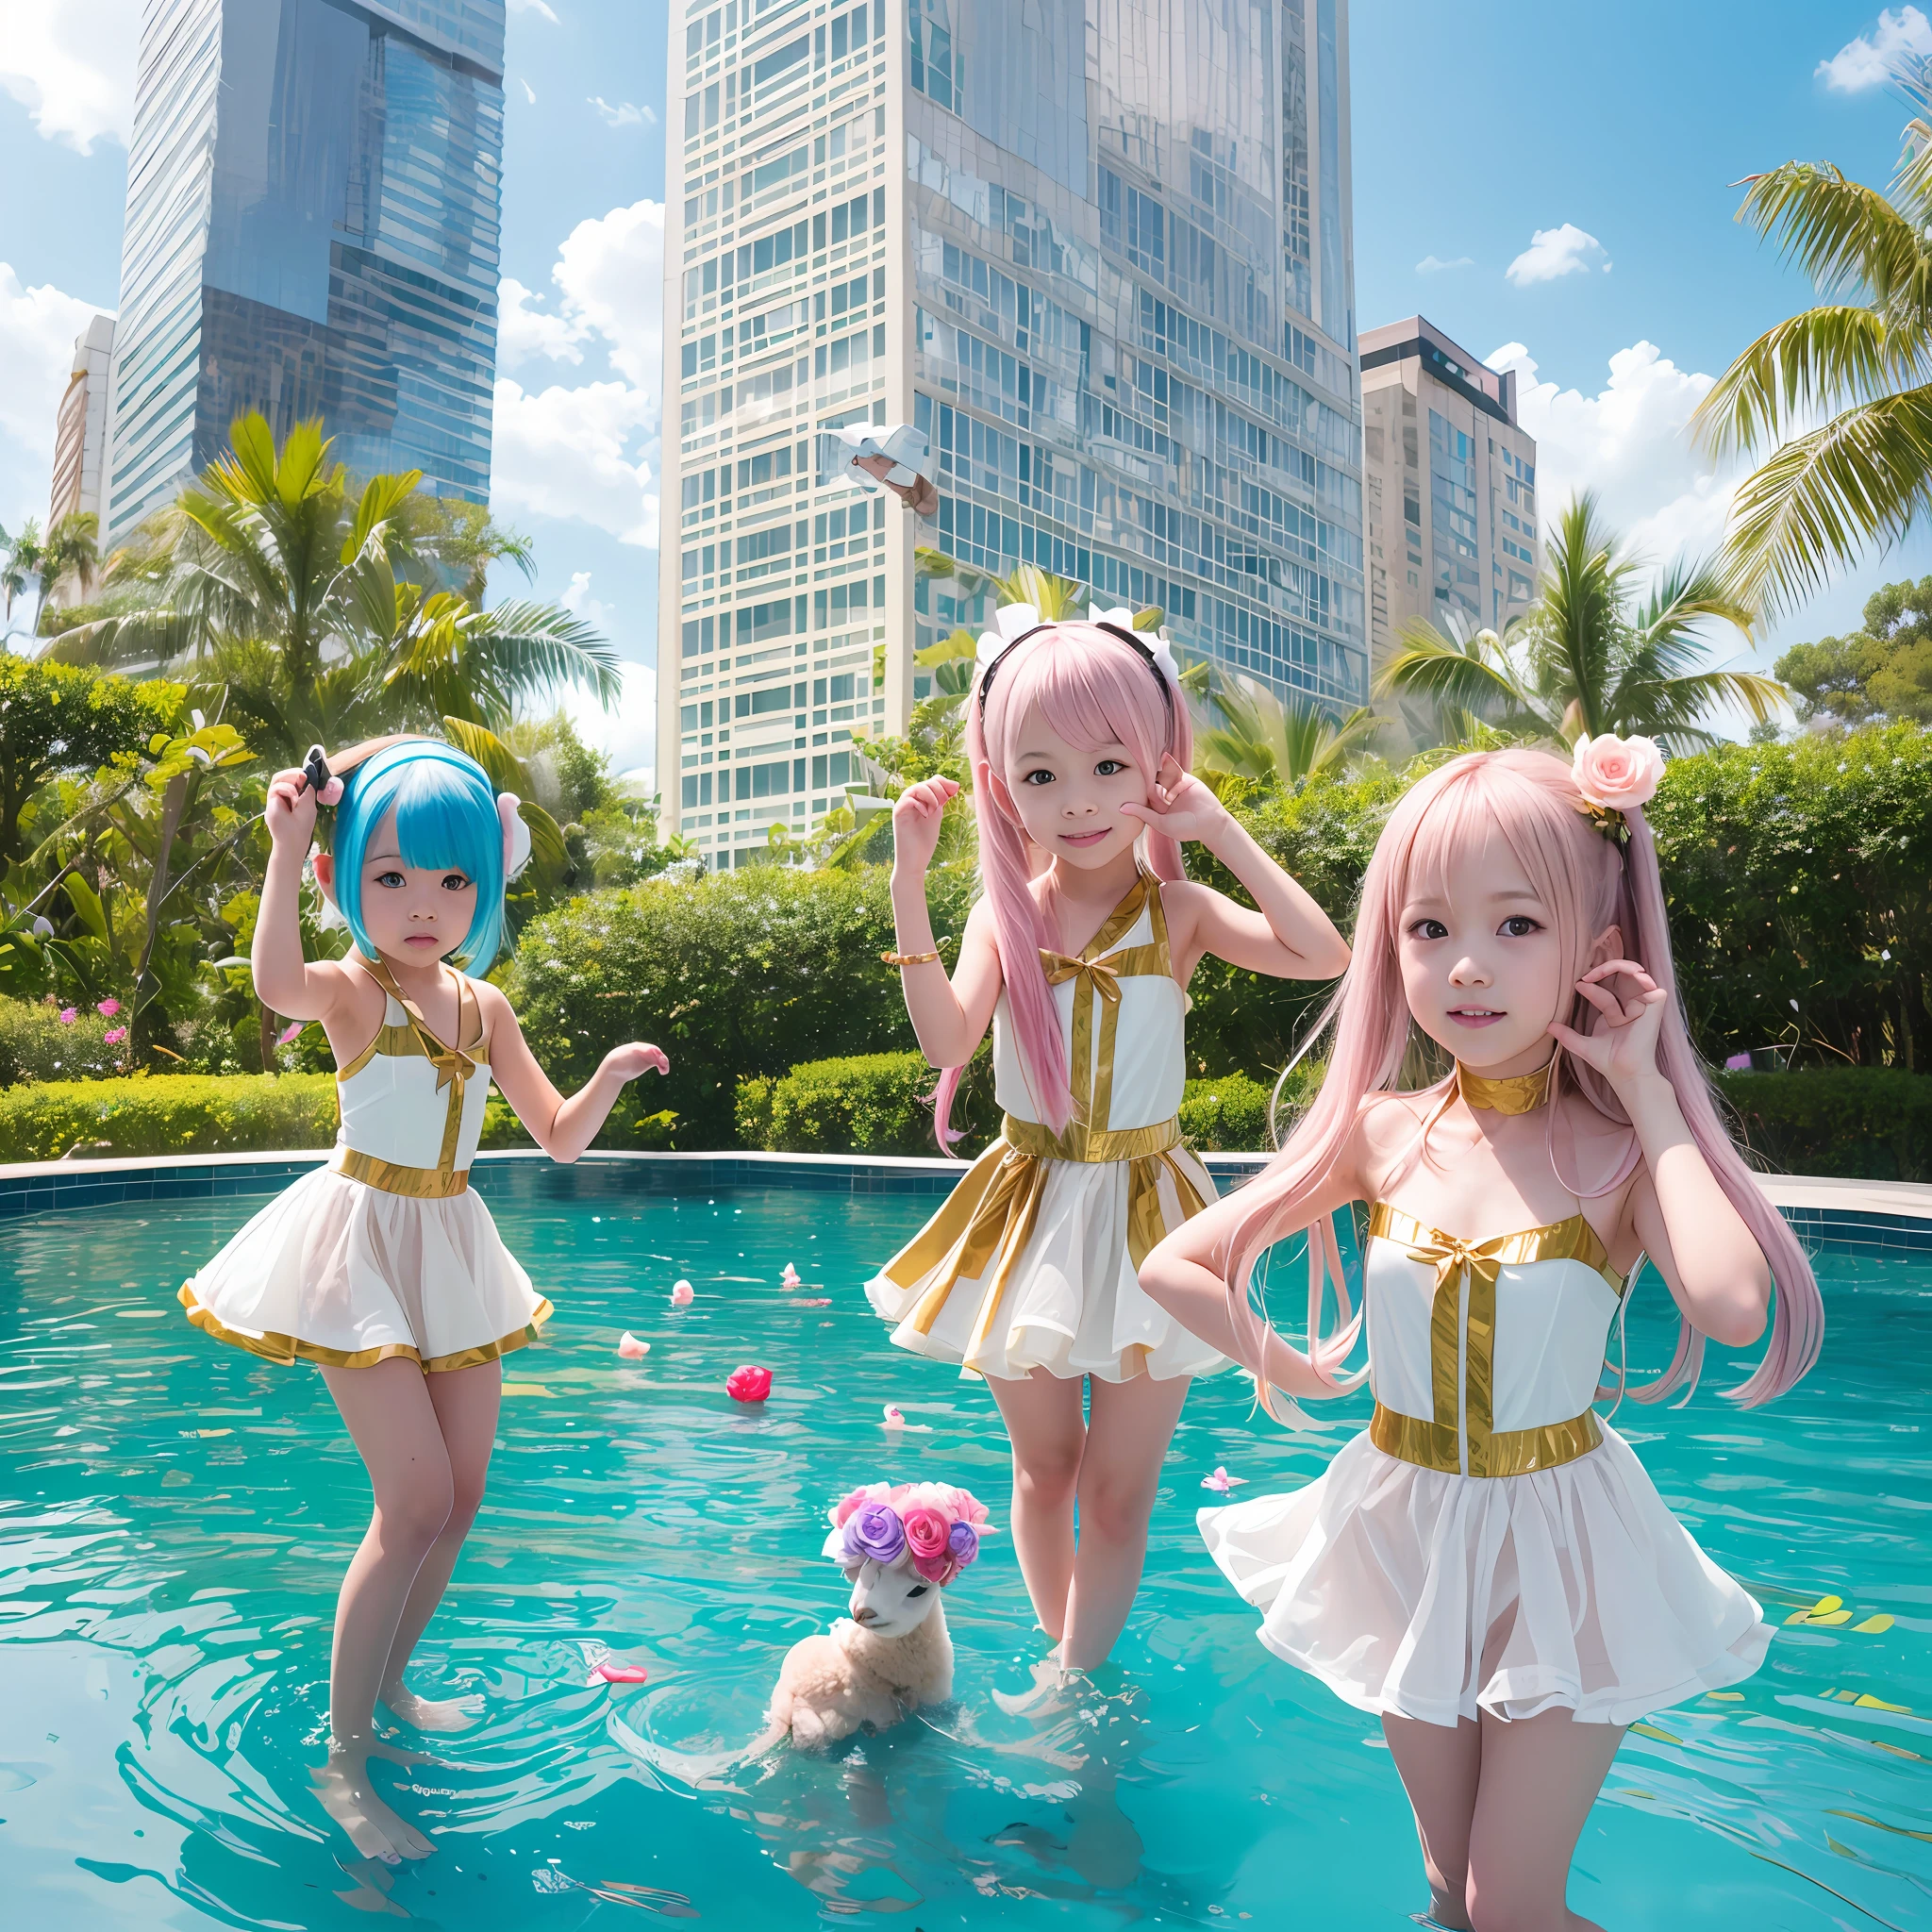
<box><xmin>2</xmin><ymin>512</ymin><xmax>100</xmax><ymax>634</ymax></box>
<box><xmin>1376</xmin><ymin>494</ymin><xmax>1786</xmax><ymax>751</ymax></box>
<box><xmin>1694</xmin><ymin>67</ymin><xmax>1932</xmax><ymax>615</ymax></box>
<box><xmin>1774</xmin><ymin>575</ymin><xmax>1932</xmax><ymax>725</ymax></box>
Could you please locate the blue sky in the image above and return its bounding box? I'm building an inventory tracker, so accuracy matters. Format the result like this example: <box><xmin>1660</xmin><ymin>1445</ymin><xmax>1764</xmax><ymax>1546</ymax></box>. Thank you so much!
<box><xmin>2</xmin><ymin>0</ymin><xmax>1930</xmax><ymax>774</ymax></box>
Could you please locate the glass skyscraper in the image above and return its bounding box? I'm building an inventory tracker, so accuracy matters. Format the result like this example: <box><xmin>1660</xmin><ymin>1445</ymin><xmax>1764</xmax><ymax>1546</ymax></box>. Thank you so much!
<box><xmin>106</xmin><ymin>0</ymin><xmax>506</xmax><ymax>543</ymax></box>
<box><xmin>659</xmin><ymin>0</ymin><xmax>1364</xmax><ymax>867</ymax></box>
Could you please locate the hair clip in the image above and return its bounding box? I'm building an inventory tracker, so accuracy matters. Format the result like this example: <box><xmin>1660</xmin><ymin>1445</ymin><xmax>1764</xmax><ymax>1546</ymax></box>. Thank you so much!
<box><xmin>301</xmin><ymin>735</ymin><xmax>429</xmax><ymax>808</ymax></box>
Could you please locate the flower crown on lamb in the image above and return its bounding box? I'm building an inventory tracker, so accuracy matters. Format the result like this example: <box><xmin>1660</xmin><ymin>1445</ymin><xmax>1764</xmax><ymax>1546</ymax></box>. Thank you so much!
<box><xmin>824</xmin><ymin>1481</ymin><xmax>994</xmax><ymax>1587</ymax></box>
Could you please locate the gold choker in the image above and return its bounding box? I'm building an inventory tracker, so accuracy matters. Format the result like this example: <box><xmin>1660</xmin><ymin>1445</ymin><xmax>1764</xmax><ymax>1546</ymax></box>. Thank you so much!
<box><xmin>1456</xmin><ymin>1057</ymin><xmax>1556</xmax><ymax>1115</ymax></box>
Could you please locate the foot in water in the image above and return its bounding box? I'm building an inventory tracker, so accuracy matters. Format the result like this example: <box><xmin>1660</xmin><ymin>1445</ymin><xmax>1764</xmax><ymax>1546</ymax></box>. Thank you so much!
<box><xmin>312</xmin><ymin>1749</ymin><xmax>436</xmax><ymax>1863</ymax></box>
<box><xmin>379</xmin><ymin>1681</ymin><xmax>484</xmax><ymax>1732</ymax></box>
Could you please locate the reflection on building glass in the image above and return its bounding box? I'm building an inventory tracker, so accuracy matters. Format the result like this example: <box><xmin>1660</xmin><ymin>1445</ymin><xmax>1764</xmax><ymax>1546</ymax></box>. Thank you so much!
<box><xmin>107</xmin><ymin>0</ymin><xmax>505</xmax><ymax>541</ymax></box>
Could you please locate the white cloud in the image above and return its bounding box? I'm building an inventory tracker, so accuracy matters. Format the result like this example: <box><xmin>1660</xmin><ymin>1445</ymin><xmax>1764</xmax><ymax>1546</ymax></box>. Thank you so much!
<box><xmin>591</xmin><ymin>97</ymin><xmax>657</xmax><ymax>127</ymax></box>
<box><xmin>508</xmin><ymin>0</ymin><xmax>561</xmax><ymax>23</ymax></box>
<box><xmin>0</xmin><ymin>0</ymin><xmax>140</xmax><ymax>152</ymax></box>
<box><xmin>498</xmin><ymin>276</ymin><xmax>586</xmax><ymax>367</ymax></box>
<box><xmin>1485</xmin><ymin>339</ymin><xmax>1738</xmax><ymax>565</ymax></box>
<box><xmin>1817</xmin><ymin>7</ymin><xmax>1932</xmax><ymax>92</ymax></box>
<box><xmin>489</xmin><ymin>200</ymin><xmax>663</xmax><ymax>549</ymax></box>
<box><xmin>492</xmin><ymin>377</ymin><xmax>658</xmax><ymax>546</ymax></box>
<box><xmin>1416</xmin><ymin>255</ymin><xmax>1473</xmax><ymax>275</ymax></box>
<box><xmin>0</xmin><ymin>264</ymin><xmax>106</xmax><ymax>498</ymax></box>
<box><xmin>1505</xmin><ymin>224</ymin><xmax>1607</xmax><ymax>288</ymax></box>
<box><xmin>558</xmin><ymin>574</ymin><xmax>656</xmax><ymax>777</ymax></box>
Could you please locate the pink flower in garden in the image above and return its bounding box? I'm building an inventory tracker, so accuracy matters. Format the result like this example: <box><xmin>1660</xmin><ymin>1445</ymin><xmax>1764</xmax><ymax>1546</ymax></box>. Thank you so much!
<box><xmin>725</xmin><ymin>1363</ymin><xmax>773</xmax><ymax>1403</ymax></box>
<box><xmin>278</xmin><ymin>1022</ymin><xmax>303</xmax><ymax>1044</ymax></box>
<box><xmin>103</xmin><ymin>1027</ymin><xmax>127</xmax><ymax>1046</ymax></box>
<box><xmin>96</xmin><ymin>999</ymin><xmax>120</xmax><ymax>1017</ymax></box>
<box><xmin>58</xmin><ymin>1008</ymin><xmax>76</xmax><ymax>1024</ymax></box>
<box><xmin>1571</xmin><ymin>733</ymin><xmax>1664</xmax><ymax>812</ymax></box>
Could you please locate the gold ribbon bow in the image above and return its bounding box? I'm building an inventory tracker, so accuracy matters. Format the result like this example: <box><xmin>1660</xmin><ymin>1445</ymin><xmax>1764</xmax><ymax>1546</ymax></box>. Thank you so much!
<box><xmin>1040</xmin><ymin>952</ymin><xmax>1122</xmax><ymax>1003</ymax></box>
<box><xmin>1039</xmin><ymin>950</ymin><xmax>1123</xmax><ymax>1127</ymax></box>
<box><xmin>361</xmin><ymin>956</ymin><xmax>478</xmax><ymax>1174</ymax></box>
<box><xmin>1400</xmin><ymin>1226</ymin><xmax>1505</xmax><ymax>1470</ymax></box>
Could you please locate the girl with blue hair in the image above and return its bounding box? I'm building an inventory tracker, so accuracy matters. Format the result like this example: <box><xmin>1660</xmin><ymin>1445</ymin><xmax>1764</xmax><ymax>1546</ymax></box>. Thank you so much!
<box><xmin>179</xmin><ymin>736</ymin><xmax>669</xmax><ymax>1866</ymax></box>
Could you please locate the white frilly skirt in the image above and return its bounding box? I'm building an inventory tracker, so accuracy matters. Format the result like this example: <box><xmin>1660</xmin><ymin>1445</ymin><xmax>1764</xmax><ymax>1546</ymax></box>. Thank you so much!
<box><xmin>177</xmin><ymin>1162</ymin><xmax>551</xmax><ymax>1373</ymax></box>
<box><xmin>1200</xmin><ymin>1425</ymin><xmax>1772</xmax><ymax>1727</ymax></box>
<box><xmin>864</xmin><ymin>1135</ymin><xmax>1224</xmax><ymax>1382</ymax></box>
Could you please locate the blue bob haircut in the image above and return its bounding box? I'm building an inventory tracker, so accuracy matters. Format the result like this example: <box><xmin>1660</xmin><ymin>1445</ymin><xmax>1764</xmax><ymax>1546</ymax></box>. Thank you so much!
<box><xmin>332</xmin><ymin>741</ymin><xmax>506</xmax><ymax>974</ymax></box>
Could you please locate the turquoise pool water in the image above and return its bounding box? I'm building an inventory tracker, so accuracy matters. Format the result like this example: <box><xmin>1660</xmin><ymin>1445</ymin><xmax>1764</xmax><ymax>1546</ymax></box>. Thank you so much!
<box><xmin>1</xmin><ymin>1165</ymin><xmax>1928</xmax><ymax>1930</ymax></box>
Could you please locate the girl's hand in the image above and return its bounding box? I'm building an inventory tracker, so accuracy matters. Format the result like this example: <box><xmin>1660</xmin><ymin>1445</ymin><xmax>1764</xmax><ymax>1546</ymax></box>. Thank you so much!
<box><xmin>264</xmin><ymin>767</ymin><xmax>318</xmax><ymax>854</ymax></box>
<box><xmin>1118</xmin><ymin>755</ymin><xmax>1233</xmax><ymax>848</ymax></box>
<box><xmin>604</xmin><ymin>1042</ymin><xmax>670</xmax><ymax>1082</ymax></box>
<box><xmin>891</xmin><ymin>776</ymin><xmax>958</xmax><ymax>876</ymax></box>
<box><xmin>1549</xmin><ymin>960</ymin><xmax>1668</xmax><ymax>1100</ymax></box>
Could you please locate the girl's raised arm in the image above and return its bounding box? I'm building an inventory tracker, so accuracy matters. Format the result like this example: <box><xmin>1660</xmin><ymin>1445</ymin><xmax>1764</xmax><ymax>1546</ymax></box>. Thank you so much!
<box><xmin>1121</xmin><ymin>756</ymin><xmax>1349</xmax><ymax>982</ymax></box>
<box><xmin>888</xmin><ymin>776</ymin><xmax>1004</xmax><ymax>1069</ymax></box>
<box><xmin>474</xmin><ymin>983</ymin><xmax>668</xmax><ymax>1164</ymax></box>
<box><xmin>253</xmin><ymin>768</ymin><xmax>363</xmax><ymax>1025</ymax></box>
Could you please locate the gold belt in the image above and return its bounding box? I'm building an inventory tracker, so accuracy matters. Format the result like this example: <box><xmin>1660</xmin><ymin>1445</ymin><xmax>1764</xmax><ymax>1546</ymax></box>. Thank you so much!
<box><xmin>332</xmin><ymin>1146</ymin><xmax>471</xmax><ymax>1199</ymax></box>
<box><xmin>1370</xmin><ymin>1400</ymin><xmax>1602</xmax><ymax>1477</ymax></box>
<box><xmin>1001</xmin><ymin>1113</ymin><xmax>1181</xmax><ymax>1164</ymax></box>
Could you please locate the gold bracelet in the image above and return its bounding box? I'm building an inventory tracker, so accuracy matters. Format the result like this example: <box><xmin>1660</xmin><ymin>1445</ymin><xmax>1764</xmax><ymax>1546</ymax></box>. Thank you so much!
<box><xmin>881</xmin><ymin>949</ymin><xmax>941</xmax><ymax>967</ymax></box>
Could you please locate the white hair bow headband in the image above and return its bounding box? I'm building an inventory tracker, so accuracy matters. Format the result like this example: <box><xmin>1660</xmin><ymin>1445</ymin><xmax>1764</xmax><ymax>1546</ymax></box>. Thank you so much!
<box><xmin>973</xmin><ymin>601</ymin><xmax>1181</xmax><ymax>717</ymax></box>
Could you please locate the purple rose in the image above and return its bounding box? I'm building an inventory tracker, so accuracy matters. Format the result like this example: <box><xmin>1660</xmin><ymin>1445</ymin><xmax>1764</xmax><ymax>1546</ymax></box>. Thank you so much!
<box><xmin>946</xmin><ymin>1520</ymin><xmax>979</xmax><ymax>1566</ymax></box>
<box><xmin>841</xmin><ymin>1500</ymin><xmax>906</xmax><ymax>1565</ymax></box>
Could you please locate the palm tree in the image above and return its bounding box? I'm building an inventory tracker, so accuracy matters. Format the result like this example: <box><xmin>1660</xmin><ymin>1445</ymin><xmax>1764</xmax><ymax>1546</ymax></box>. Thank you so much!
<box><xmin>0</xmin><ymin>519</ymin><xmax>42</xmax><ymax>630</ymax></box>
<box><xmin>1195</xmin><ymin>673</ymin><xmax>1378</xmax><ymax>789</ymax></box>
<box><xmin>1692</xmin><ymin>62</ymin><xmax>1932</xmax><ymax>615</ymax></box>
<box><xmin>41</xmin><ymin>413</ymin><xmax>619</xmax><ymax>768</ymax></box>
<box><xmin>1376</xmin><ymin>493</ymin><xmax>1787</xmax><ymax>751</ymax></box>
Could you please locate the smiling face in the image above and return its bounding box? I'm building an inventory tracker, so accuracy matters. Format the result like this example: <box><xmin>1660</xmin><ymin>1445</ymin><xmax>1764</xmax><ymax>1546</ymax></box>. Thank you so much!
<box><xmin>1397</xmin><ymin>820</ymin><xmax>1602</xmax><ymax>1075</ymax></box>
<box><xmin>843</xmin><ymin>1555</ymin><xmax>943</xmax><ymax>1637</ymax></box>
<box><xmin>322</xmin><ymin>808</ymin><xmax>478</xmax><ymax>968</ymax></box>
<box><xmin>997</xmin><ymin>701</ymin><xmax>1150</xmax><ymax>872</ymax></box>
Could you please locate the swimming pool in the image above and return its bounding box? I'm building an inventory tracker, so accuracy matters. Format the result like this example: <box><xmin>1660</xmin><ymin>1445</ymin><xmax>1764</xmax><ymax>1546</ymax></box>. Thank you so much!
<box><xmin>1</xmin><ymin>1156</ymin><xmax>1928</xmax><ymax>1929</ymax></box>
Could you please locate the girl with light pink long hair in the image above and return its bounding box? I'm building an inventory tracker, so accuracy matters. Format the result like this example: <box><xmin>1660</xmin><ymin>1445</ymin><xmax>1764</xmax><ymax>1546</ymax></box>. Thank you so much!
<box><xmin>867</xmin><ymin>610</ymin><xmax>1349</xmax><ymax>1674</ymax></box>
<box><xmin>1141</xmin><ymin>741</ymin><xmax>1823</xmax><ymax>1932</ymax></box>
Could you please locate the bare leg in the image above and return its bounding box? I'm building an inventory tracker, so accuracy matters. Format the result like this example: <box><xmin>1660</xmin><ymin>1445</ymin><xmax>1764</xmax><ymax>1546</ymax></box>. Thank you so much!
<box><xmin>1464</xmin><ymin>1708</ymin><xmax>1625</xmax><ymax>1932</ymax></box>
<box><xmin>377</xmin><ymin>1360</ymin><xmax>500</xmax><ymax>1731</ymax></box>
<box><xmin>1059</xmin><ymin>1374</ymin><xmax>1190</xmax><ymax>1670</ymax></box>
<box><xmin>313</xmin><ymin>1358</ymin><xmax>455</xmax><ymax>1862</ymax></box>
<box><xmin>986</xmin><ymin>1371</ymin><xmax>1087</xmax><ymax>1642</ymax></box>
<box><xmin>1382</xmin><ymin>1714</ymin><xmax>1481</xmax><ymax>1931</ymax></box>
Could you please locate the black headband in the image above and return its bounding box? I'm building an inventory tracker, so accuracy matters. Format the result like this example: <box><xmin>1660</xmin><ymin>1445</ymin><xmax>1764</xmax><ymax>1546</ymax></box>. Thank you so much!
<box><xmin>974</xmin><ymin>620</ymin><xmax>1176</xmax><ymax>730</ymax></box>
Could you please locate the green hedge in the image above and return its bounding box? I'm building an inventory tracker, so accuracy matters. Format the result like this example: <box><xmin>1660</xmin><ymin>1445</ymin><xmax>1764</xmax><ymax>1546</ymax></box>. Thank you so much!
<box><xmin>0</xmin><ymin>1074</ymin><xmax>338</xmax><ymax>1163</ymax></box>
<box><xmin>0</xmin><ymin>1000</ymin><xmax>129</xmax><ymax>1084</ymax></box>
<box><xmin>736</xmin><ymin>1054</ymin><xmax>1283</xmax><ymax>1156</ymax></box>
<box><xmin>1714</xmin><ymin>1067</ymin><xmax>1932</xmax><ymax>1182</ymax></box>
<box><xmin>507</xmin><ymin>860</ymin><xmax>978</xmax><ymax>1148</ymax></box>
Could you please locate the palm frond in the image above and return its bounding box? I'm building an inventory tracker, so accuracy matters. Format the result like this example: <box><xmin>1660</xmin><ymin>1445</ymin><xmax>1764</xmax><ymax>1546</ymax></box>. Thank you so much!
<box><xmin>458</xmin><ymin>599</ymin><xmax>624</xmax><ymax>708</ymax></box>
<box><xmin>1374</xmin><ymin>620</ymin><xmax>1539</xmax><ymax>719</ymax></box>
<box><xmin>1691</xmin><ymin>304</ymin><xmax>1932</xmax><ymax>458</ymax></box>
<box><xmin>1718</xmin><ymin>385</ymin><xmax>1932</xmax><ymax>614</ymax></box>
<box><xmin>1733</xmin><ymin>162</ymin><xmax>1929</xmax><ymax>309</ymax></box>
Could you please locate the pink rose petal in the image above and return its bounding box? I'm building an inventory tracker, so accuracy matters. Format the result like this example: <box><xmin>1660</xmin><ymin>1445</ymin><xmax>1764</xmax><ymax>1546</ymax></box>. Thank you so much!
<box><xmin>591</xmin><ymin>1661</ymin><xmax>649</xmax><ymax>1684</ymax></box>
<box><xmin>670</xmin><ymin>1280</ymin><xmax>694</xmax><ymax>1307</ymax></box>
<box><xmin>617</xmin><ymin>1331</ymin><xmax>648</xmax><ymax>1358</ymax></box>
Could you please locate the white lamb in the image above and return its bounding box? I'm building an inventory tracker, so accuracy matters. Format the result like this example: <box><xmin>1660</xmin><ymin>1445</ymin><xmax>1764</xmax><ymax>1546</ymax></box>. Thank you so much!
<box><xmin>764</xmin><ymin>1479</ymin><xmax>991</xmax><ymax>1749</ymax></box>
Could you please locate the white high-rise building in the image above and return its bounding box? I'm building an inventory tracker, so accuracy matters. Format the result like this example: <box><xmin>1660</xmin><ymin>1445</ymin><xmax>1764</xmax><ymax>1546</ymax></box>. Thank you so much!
<box><xmin>658</xmin><ymin>1</ymin><xmax>1364</xmax><ymax>867</ymax></box>
<box><xmin>47</xmin><ymin>314</ymin><xmax>116</xmax><ymax>597</ymax></box>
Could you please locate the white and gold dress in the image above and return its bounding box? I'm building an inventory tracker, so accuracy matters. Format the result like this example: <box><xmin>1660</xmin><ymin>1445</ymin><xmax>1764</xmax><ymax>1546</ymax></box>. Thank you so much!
<box><xmin>866</xmin><ymin>872</ymin><xmax>1223</xmax><ymax>1382</ymax></box>
<box><xmin>178</xmin><ymin>961</ymin><xmax>551</xmax><ymax>1372</ymax></box>
<box><xmin>1200</xmin><ymin>1198</ymin><xmax>1772</xmax><ymax>1726</ymax></box>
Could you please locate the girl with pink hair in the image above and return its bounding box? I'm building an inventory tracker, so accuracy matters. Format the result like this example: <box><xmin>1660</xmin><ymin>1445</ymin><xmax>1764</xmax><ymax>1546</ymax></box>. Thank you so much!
<box><xmin>1140</xmin><ymin>741</ymin><xmax>1824</xmax><ymax>1931</ymax></box>
<box><xmin>866</xmin><ymin>609</ymin><xmax>1349</xmax><ymax>1674</ymax></box>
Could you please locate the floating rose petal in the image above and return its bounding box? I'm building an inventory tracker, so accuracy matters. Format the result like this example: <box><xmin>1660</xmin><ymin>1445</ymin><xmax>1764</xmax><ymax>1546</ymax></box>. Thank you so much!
<box><xmin>1201</xmin><ymin>1466</ymin><xmax>1247</xmax><ymax>1492</ymax></box>
<box><xmin>617</xmin><ymin>1332</ymin><xmax>649</xmax><ymax>1358</ymax></box>
<box><xmin>670</xmin><ymin>1280</ymin><xmax>694</xmax><ymax>1307</ymax></box>
<box><xmin>590</xmin><ymin>1661</ymin><xmax>650</xmax><ymax>1685</ymax></box>
<box><xmin>882</xmin><ymin>1404</ymin><xmax>907</xmax><ymax>1427</ymax></box>
<box><xmin>780</xmin><ymin>1262</ymin><xmax>802</xmax><ymax>1288</ymax></box>
<box><xmin>725</xmin><ymin>1363</ymin><xmax>773</xmax><ymax>1403</ymax></box>
<box><xmin>795</xmin><ymin>1296</ymin><xmax>830</xmax><ymax>1307</ymax></box>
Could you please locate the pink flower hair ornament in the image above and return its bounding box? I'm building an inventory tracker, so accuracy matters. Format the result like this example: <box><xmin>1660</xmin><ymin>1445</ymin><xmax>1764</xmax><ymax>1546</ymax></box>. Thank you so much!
<box><xmin>1570</xmin><ymin>732</ymin><xmax>1664</xmax><ymax>842</ymax></box>
<box><xmin>823</xmin><ymin>1480</ymin><xmax>994</xmax><ymax>1587</ymax></box>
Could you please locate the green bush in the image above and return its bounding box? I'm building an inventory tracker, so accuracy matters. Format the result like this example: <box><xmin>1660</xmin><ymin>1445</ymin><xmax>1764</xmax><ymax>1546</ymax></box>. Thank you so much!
<box><xmin>0</xmin><ymin>999</ymin><xmax>131</xmax><ymax>1084</ymax></box>
<box><xmin>1714</xmin><ymin>1067</ymin><xmax>1932</xmax><ymax>1182</ymax></box>
<box><xmin>508</xmin><ymin>860</ymin><xmax>978</xmax><ymax>1148</ymax></box>
<box><xmin>0</xmin><ymin>1073</ymin><xmax>338</xmax><ymax>1163</ymax></box>
<box><xmin>736</xmin><ymin>1051</ymin><xmax>1282</xmax><ymax>1156</ymax></box>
